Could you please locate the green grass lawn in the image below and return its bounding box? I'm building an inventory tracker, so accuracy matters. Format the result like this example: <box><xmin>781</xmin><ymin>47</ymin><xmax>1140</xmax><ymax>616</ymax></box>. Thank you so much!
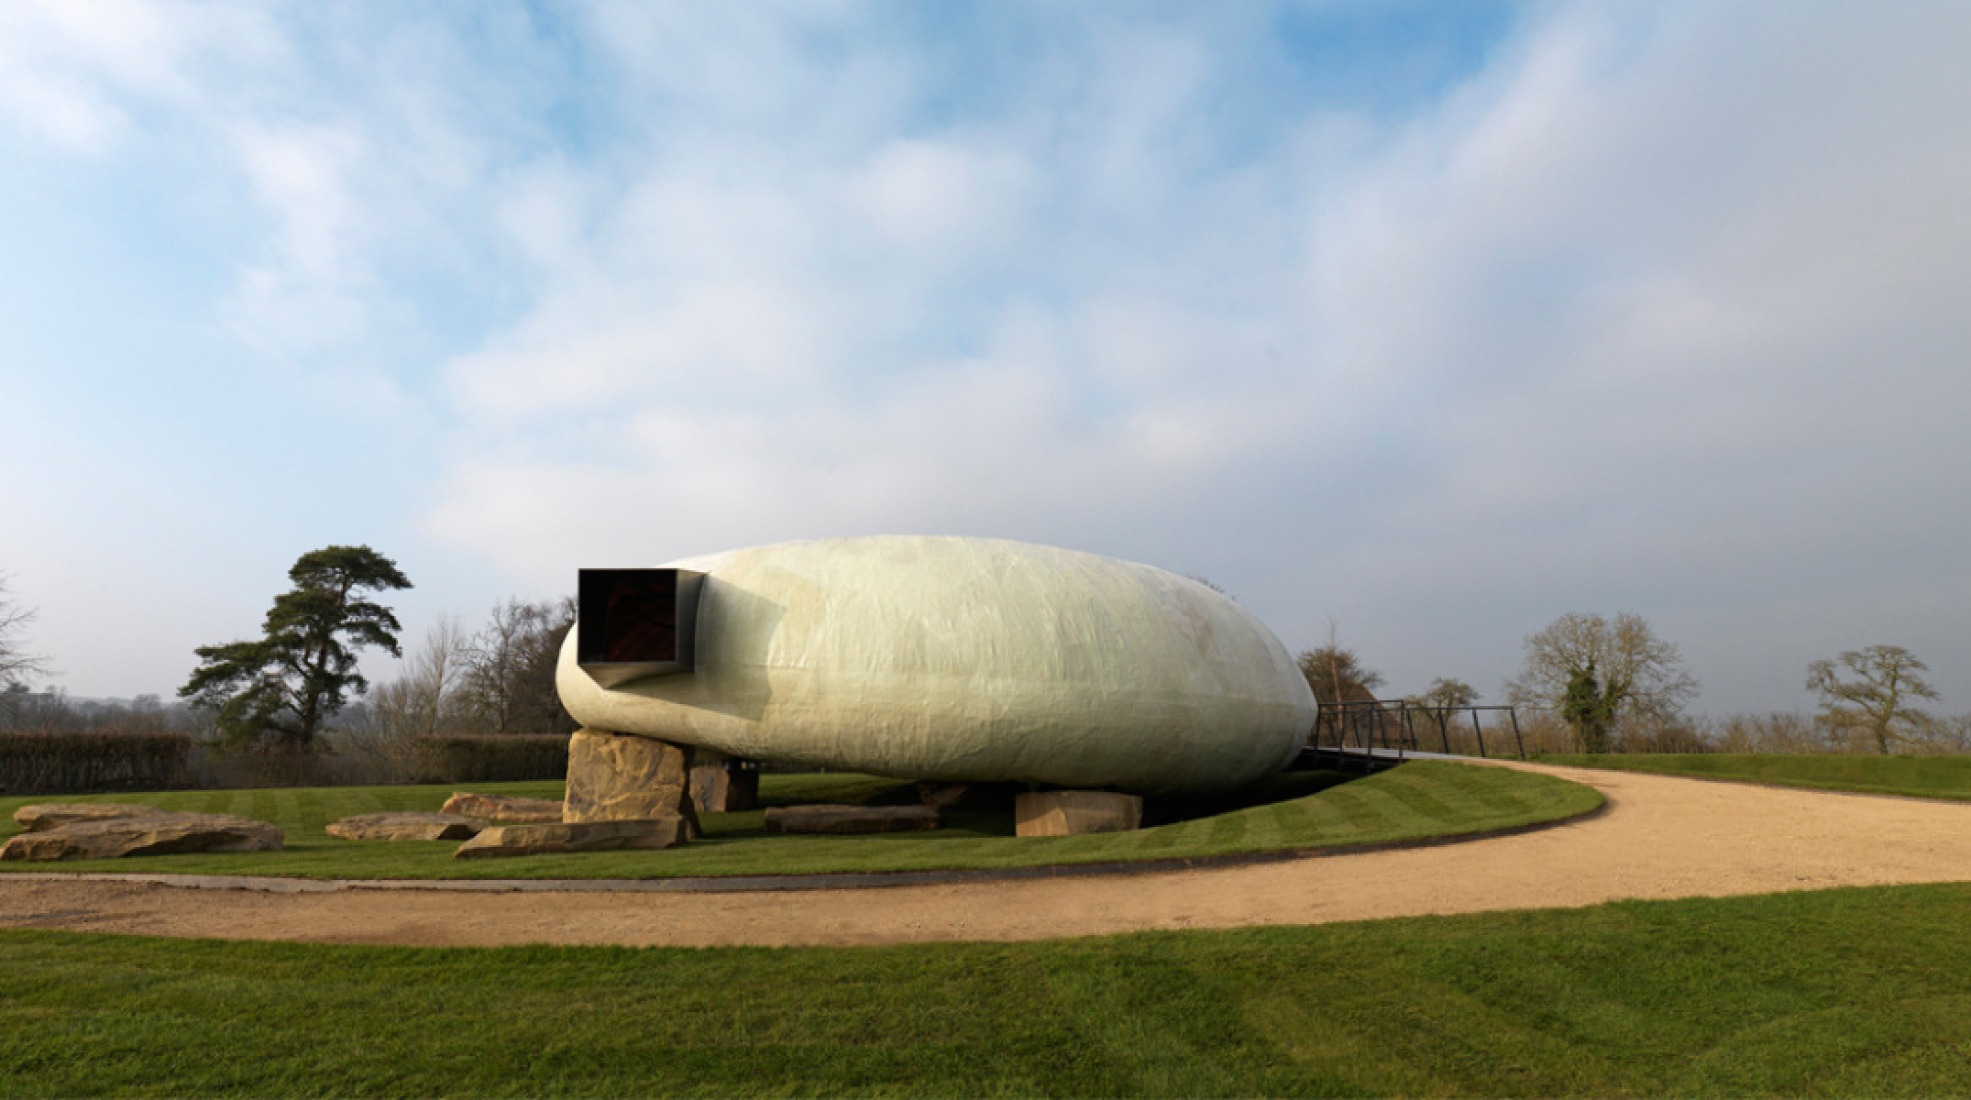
<box><xmin>1538</xmin><ymin>752</ymin><xmax>1971</xmax><ymax>801</ymax></box>
<box><xmin>0</xmin><ymin>761</ymin><xmax>1600</xmax><ymax>879</ymax></box>
<box><xmin>7</xmin><ymin>880</ymin><xmax>1971</xmax><ymax>1096</ymax></box>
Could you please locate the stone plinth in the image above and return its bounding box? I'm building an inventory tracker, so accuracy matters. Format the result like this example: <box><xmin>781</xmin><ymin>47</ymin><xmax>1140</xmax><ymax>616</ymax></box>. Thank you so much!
<box><xmin>441</xmin><ymin>792</ymin><xmax>564</xmax><ymax>823</ymax></box>
<box><xmin>690</xmin><ymin>759</ymin><xmax>759</xmax><ymax>813</ymax></box>
<box><xmin>0</xmin><ymin>812</ymin><xmax>284</xmax><ymax>861</ymax></box>
<box><xmin>1014</xmin><ymin>791</ymin><xmax>1143</xmax><ymax>837</ymax></box>
<box><xmin>13</xmin><ymin>803</ymin><xmax>157</xmax><ymax>832</ymax></box>
<box><xmin>327</xmin><ymin>812</ymin><xmax>482</xmax><ymax>842</ymax></box>
<box><xmin>453</xmin><ymin>817</ymin><xmax>686</xmax><ymax>859</ymax></box>
<box><xmin>762</xmin><ymin>804</ymin><xmax>939</xmax><ymax>835</ymax></box>
<box><xmin>564</xmin><ymin>728</ymin><xmax>702</xmax><ymax>838</ymax></box>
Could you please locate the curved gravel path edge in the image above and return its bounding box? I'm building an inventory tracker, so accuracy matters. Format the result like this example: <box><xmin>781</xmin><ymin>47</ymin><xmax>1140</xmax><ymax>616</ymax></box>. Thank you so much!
<box><xmin>5</xmin><ymin>761</ymin><xmax>1971</xmax><ymax>947</ymax></box>
<box><xmin>0</xmin><ymin>795</ymin><xmax>1609</xmax><ymax>895</ymax></box>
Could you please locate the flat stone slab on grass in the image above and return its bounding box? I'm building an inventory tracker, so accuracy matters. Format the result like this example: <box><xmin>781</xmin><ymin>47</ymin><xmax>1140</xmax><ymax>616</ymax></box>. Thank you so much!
<box><xmin>440</xmin><ymin>792</ymin><xmax>565</xmax><ymax>823</ymax></box>
<box><xmin>763</xmin><ymin>804</ymin><xmax>940</xmax><ymax>835</ymax></box>
<box><xmin>327</xmin><ymin>812</ymin><xmax>482</xmax><ymax>842</ymax></box>
<box><xmin>1014</xmin><ymin>791</ymin><xmax>1143</xmax><ymax>837</ymax></box>
<box><xmin>453</xmin><ymin>817</ymin><xmax>687</xmax><ymax>859</ymax></box>
<box><xmin>12</xmin><ymin>803</ymin><xmax>160</xmax><ymax>832</ymax></box>
<box><xmin>0</xmin><ymin>811</ymin><xmax>284</xmax><ymax>861</ymax></box>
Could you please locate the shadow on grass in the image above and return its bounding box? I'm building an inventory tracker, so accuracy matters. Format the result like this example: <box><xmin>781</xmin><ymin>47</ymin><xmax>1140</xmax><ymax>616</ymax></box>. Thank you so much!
<box><xmin>751</xmin><ymin>767</ymin><xmax>1365</xmax><ymax>835</ymax></box>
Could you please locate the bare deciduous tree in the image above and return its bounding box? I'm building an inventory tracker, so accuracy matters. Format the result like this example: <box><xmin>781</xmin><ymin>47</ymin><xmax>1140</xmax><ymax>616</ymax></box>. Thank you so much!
<box><xmin>1922</xmin><ymin>713</ymin><xmax>1971</xmax><ymax>755</ymax></box>
<box><xmin>1506</xmin><ymin>612</ymin><xmax>1697</xmax><ymax>744</ymax></box>
<box><xmin>1807</xmin><ymin>645</ymin><xmax>1939</xmax><ymax>755</ymax></box>
<box><xmin>509</xmin><ymin>596</ymin><xmax>577</xmax><ymax>734</ymax></box>
<box><xmin>461</xmin><ymin>598</ymin><xmax>529</xmax><ymax>734</ymax></box>
<box><xmin>1707</xmin><ymin>712</ymin><xmax>1826</xmax><ymax>754</ymax></box>
<box><xmin>0</xmin><ymin>573</ymin><xmax>49</xmax><ymax>692</ymax></box>
<box><xmin>368</xmin><ymin>615</ymin><xmax>473</xmax><ymax>741</ymax></box>
<box><xmin>1296</xmin><ymin>636</ymin><xmax>1385</xmax><ymax>705</ymax></box>
<box><xmin>1413</xmin><ymin>677</ymin><xmax>1479</xmax><ymax>711</ymax></box>
<box><xmin>461</xmin><ymin>597</ymin><xmax>576</xmax><ymax>734</ymax></box>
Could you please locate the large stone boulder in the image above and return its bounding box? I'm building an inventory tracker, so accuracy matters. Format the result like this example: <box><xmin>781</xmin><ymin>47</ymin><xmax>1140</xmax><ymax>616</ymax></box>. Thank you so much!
<box><xmin>326</xmin><ymin>812</ymin><xmax>482</xmax><ymax>842</ymax></box>
<box><xmin>689</xmin><ymin>756</ymin><xmax>759</xmax><ymax>813</ymax></box>
<box><xmin>762</xmin><ymin>804</ymin><xmax>939</xmax><ymax>835</ymax></box>
<box><xmin>1014</xmin><ymin>791</ymin><xmax>1143</xmax><ymax>837</ymax></box>
<box><xmin>564</xmin><ymin>728</ymin><xmax>701</xmax><ymax>837</ymax></box>
<box><xmin>439</xmin><ymin>792</ymin><xmax>564</xmax><ymax>822</ymax></box>
<box><xmin>453</xmin><ymin>817</ymin><xmax>687</xmax><ymax>859</ymax></box>
<box><xmin>12</xmin><ymin>803</ymin><xmax>159</xmax><ymax>832</ymax></box>
<box><xmin>0</xmin><ymin>811</ymin><xmax>284</xmax><ymax>861</ymax></box>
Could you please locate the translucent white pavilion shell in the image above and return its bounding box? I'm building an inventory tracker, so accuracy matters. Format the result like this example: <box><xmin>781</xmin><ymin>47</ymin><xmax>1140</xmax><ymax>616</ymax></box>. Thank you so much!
<box><xmin>555</xmin><ymin>536</ymin><xmax>1316</xmax><ymax>794</ymax></box>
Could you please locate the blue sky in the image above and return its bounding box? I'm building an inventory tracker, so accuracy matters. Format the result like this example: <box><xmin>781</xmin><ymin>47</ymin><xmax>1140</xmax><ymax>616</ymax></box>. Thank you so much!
<box><xmin>3</xmin><ymin>1</ymin><xmax>1969</xmax><ymax>717</ymax></box>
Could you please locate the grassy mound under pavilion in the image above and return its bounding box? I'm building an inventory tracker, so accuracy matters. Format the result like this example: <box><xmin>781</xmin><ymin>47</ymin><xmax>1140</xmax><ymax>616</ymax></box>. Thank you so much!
<box><xmin>0</xmin><ymin>760</ymin><xmax>1599</xmax><ymax>880</ymax></box>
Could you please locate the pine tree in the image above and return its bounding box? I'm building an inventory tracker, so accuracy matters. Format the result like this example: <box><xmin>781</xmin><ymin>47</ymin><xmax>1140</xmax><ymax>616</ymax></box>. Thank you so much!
<box><xmin>180</xmin><ymin>546</ymin><xmax>411</xmax><ymax>749</ymax></box>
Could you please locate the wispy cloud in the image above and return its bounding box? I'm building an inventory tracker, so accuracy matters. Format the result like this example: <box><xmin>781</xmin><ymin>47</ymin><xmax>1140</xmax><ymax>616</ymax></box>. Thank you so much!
<box><xmin>5</xmin><ymin>2</ymin><xmax>1969</xmax><ymax>711</ymax></box>
<box><xmin>0</xmin><ymin>0</ymin><xmax>280</xmax><ymax>152</ymax></box>
<box><xmin>425</xmin><ymin>3</ymin><xmax>1971</xmax><ymax>711</ymax></box>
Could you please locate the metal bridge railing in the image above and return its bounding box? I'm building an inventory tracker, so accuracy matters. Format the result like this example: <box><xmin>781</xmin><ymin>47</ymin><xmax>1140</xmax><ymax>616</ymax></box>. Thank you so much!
<box><xmin>1309</xmin><ymin>699</ymin><xmax>1526</xmax><ymax>762</ymax></box>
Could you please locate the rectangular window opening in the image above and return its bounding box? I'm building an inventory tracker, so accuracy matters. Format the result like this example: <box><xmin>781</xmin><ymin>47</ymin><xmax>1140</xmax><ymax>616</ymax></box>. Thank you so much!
<box><xmin>577</xmin><ymin>568</ymin><xmax>704</xmax><ymax>686</ymax></box>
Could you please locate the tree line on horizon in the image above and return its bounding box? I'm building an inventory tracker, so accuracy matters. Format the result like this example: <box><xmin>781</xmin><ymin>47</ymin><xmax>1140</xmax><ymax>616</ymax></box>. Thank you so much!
<box><xmin>1300</xmin><ymin>613</ymin><xmax>1960</xmax><ymax>757</ymax></box>
<box><xmin>0</xmin><ymin>550</ymin><xmax>575</xmax><ymax>746</ymax></box>
<box><xmin>2</xmin><ymin>551</ymin><xmax>1963</xmax><ymax>757</ymax></box>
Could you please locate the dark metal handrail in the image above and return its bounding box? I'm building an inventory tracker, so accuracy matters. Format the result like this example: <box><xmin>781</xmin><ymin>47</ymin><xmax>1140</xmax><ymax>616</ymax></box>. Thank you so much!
<box><xmin>1308</xmin><ymin>699</ymin><xmax>1525</xmax><ymax>762</ymax></box>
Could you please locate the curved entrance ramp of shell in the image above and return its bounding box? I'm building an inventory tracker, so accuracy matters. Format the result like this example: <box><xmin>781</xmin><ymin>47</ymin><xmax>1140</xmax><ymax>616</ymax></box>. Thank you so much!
<box><xmin>556</xmin><ymin>536</ymin><xmax>1315</xmax><ymax>795</ymax></box>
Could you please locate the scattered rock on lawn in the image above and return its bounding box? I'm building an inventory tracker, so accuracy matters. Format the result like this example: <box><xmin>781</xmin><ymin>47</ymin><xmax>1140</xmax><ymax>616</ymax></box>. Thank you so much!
<box><xmin>12</xmin><ymin>803</ymin><xmax>160</xmax><ymax>832</ymax></box>
<box><xmin>326</xmin><ymin>812</ymin><xmax>482</xmax><ymax>842</ymax></box>
<box><xmin>564</xmin><ymin>728</ymin><xmax>702</xmax><ymax>837</ymax></box>
<box><xmin>1014</xmin><ymin>791</ymin><xmax>1143</xmax><ymax>837</ymax></box>
<box><xmin>763</xmin><ymin>804</ymin><xmax>939</xmax><ymax>835</ymax></box>
<box><xmin>690</xmin><ymin>755</ymin><xmax>759</xmax><ymax>813</ymax></box>
<box><xmin>453</xmin><ymin>817</ymin><xmax>687</xmax><ymax>859</ymax></box>
<box><xmin>439</xmin><ymin>792</ymin><xmax>565</xmax><ymax>823</ymax></box>
<box><xmin>0</xmin><ymin>811</ymin><xmax>284</xmax><ymax>861</ymax></box>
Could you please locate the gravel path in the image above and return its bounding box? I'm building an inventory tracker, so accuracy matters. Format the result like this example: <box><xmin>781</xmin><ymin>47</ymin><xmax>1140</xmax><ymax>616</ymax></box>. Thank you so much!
<box><xmin>5</xmin><ymin>761</ymin><xmax>1971</xmax><ymax>948</ymax></box>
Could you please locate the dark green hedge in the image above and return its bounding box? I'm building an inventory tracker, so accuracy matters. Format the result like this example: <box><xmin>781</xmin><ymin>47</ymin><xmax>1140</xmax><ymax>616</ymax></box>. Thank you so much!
<box><xmin>411</xmin><ymin>734</ymin><xmax>569</xmax><ymax>784</ymax></box>
<box><xmin>0</xmin><ymin>730</ymin><xmax>194</xmax><ymax>795</ymax></box>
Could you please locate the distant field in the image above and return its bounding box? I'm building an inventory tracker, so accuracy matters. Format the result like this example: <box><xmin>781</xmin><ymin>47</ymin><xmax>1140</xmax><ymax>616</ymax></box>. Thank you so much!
<box><xmin>8</xmin><ymin>880</ymin><xmax>1971</xmax><ymax>1096</ymax></box>
<box><xmin>1538</xmin><ymin>753</ymin><xmax>1971</xmax><ymax>801</ymax></box>
<box><xmin>0</xmin><ymin>761</ymin><xmax>1600</xmax><ymax>880</ymax></box>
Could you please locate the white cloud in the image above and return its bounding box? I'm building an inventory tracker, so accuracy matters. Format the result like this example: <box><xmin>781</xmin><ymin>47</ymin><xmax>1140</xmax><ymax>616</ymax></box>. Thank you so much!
<box><xmin>2</xmin><ymin>4</ymin><xmax>575</xmax><ymax>373</ymax></box>
<box><xmin>0</xmin><ymin>0</ymin><xmax>281</xmax><ymax>151</ymax></box>
<box><xmin>850</xmin><ymin>139</ymin><xmax>1038</xmax><ymax>261</ymax></box>
<box><xmin>1282</xmin><ymin>2</ymin><xmax>1971</xmax><ymax>706</ymax></box>
<box><xmin>13</xmin><ymin>2</ymin><xmax>1971</xmax><ymax>712</ymax></box>
<box><xmin>423</xmin><ymin>2</ymin><xmax>1971</xmax><ymax>715</ymax></box>
<box><xmin>230</xmin><ymin>123</ymin><xmax>366</xmax><ymax>277</ymax></box>
<box><xmin>429</xmin><ymin>6</ymin><xmax>1339</xmax><ymax>584</ymax></box>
